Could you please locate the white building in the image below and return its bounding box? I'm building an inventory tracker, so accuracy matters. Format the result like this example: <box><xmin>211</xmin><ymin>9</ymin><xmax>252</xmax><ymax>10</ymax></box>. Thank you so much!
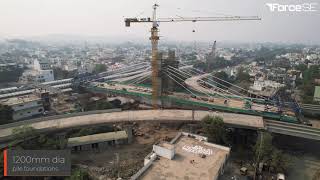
<box><xmin>251</xmin><ymin>79</ymin><xmax>284</xmax><ymax>91</ymax></box>
<box><xmin>132</xmin><ymin>132</ymin><xmax>230</xmax><ymax>180</ymax></box>
<box><xmin>20</xmin><ymin>69</ymin><xmax>54</xmax><ymax>83</ymax></box>
<box><xmin>63</xmin><ymin>64</ymin><xmax>78</xmax><ymax>72</ymax></box>
<box><xmin>34</xmin><ymin>59</ymin><xmax>51</xmax><ymax>71</ymax></box>
<box><xmin>223</xmin><ymin>66</ymin><xmax>238</xmax><ymax>77</ymax></box>
<box><xmin>0</xmin><ymin>95</ymin><xmax>44</xmax><ymax>121</ymax></box>
<box><xmin>20</xmin><ymin>59</ymin><xmax>54</xmax><ymax>83</ymax></box>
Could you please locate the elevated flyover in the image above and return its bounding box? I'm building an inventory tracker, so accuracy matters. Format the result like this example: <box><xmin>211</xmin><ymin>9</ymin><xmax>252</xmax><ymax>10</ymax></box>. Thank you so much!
<box><xmin>184</xmin><ymin>74</ymin><xmax>297</xmax><ymax>121</ymax></box>
<box><xmin>185</xmin><ymin>74</ymin><xmax>212</xmax><ymax>95</ymax></box>
<box><xmin>0</xmin><ymin>109</ymin><xmax>319</xmax><ymax>142</ymax></box>
<box><xmin>265</xmin><ymin>119</ymin><xmax>320</xmax><ymax>141</ymax></box>
<box><xmin>0</xmin><ymin>109</ymin><xmax>264</xmax><ymax>142</ymax></box>
<box><xmin>300</xmin><ymin>104</ymin><xmax>320</xmax><ymax>117</ymax></box>
<box><xmin>88</xmin><ymin>83</ymin><xmax>298</xmax><ymax>123</ymax></box>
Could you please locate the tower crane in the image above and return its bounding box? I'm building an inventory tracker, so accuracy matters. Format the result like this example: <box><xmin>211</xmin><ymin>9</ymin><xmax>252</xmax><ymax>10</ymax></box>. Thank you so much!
<box><xmin>125</xmin><ymin>4</ymin><xmax>261</xmax><ymax>109</ymax></box>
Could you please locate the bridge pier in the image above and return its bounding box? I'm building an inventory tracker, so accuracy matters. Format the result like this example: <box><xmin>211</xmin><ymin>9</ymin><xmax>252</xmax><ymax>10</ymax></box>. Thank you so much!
<box><xmin>159</xmin><ymin>50</ymin><xmax>179</xmax><ymax>108</ymax></box>
<box><xmin>123</xmin><ymin>125</ymin><xmax>133</xmax><ymax>144</ymax></box>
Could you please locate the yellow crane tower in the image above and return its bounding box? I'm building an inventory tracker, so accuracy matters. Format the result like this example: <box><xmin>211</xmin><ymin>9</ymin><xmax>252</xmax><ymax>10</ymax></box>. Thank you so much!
<box><xmin>125</xmin><ymin>4</ymin><xmax>261</xmax><ymax>109</ymax></box>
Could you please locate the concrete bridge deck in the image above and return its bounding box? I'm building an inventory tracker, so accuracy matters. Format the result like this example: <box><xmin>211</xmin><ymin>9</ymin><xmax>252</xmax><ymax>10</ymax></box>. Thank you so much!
<box><xmin>0</xmin><ymin>110</ymin><xmax>264</xmax><ymax>142</ymax></box>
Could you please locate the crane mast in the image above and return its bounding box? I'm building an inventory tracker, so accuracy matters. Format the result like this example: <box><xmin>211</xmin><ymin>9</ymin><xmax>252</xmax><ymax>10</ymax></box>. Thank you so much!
<box><xmin>125</xmin><ymin>4</ymin><xmax>261</xmax><ymax>109</ymax></box>
<box><xmin>150</xmin><ymin>4</ymin><xmax>160</xmax><ymax>108</ymax></box>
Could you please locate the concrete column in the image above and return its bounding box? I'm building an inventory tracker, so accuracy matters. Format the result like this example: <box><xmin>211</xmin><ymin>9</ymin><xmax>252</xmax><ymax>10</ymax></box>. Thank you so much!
<box><xmin>124</xmin><ymin>125</ymin><xmax>133</xmax><ymax>144</ymax></box>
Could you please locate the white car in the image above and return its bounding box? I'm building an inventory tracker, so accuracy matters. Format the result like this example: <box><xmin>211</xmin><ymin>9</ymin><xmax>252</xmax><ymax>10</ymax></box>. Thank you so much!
<box><xmin>277</xmin><ymin>173</ymin><xmax>285</xmax><ymax>180</ymax></box>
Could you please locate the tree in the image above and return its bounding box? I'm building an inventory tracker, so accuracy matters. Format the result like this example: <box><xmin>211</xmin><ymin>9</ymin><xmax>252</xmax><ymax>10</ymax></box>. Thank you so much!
<box><xmin>253</xmin><ymin>132</ymin><xmax>292</xmax><ymax>174</ymax></box>
<box><xmin>194</xmin><ymin>61</ymin><xmax>207</xmax><ymax>72</ymax></box>
<box><xmin>201</xmin><ymin>115</ymin><xmax>227</xmax><ymax>145</ymax></box>
<box><xmin>11</xmin><ymin>125</ymin><xmax>38</xmax><ymax>141</ymax></box>
<box><xmin>84</xmin><ymin>100</ymin><xmax>113</xmax><ymax>111</ymax></box>
<box><xmin>270</xmin><ymin>149</ymin><xmax>292</xmax><ymax>173</ymax></box>
<box><xmin>236</xmin><ymin>67</ymin><xmax>251</xmax><ymax>83</ymax></box>
<box><xmin>253</xmin><ymin>132</ymin><xmax>273</xmax><ymax>164</ymax></box>
<box><xmin>212</xmin><ymin>71</ymin><xmax>232</xmax><ymax>88</ymax></box>
<box><xmin>95</xmin><ymin>101</ymin><xmax>113</xmax><ymax>110</ymax></box>
<box><xmin>67</xmin><ymin>168</ymin><xmax>90</xmax><ymax>180</ymax></box>
<box><xmin>10</xmin><ymin>126</ymin><xmax>62</xmax><ymax>149</ymax></box>
<box><xmin>53</xmin><ymin>67</ymin><xmax>76</xmax><ymax>79</ymax></box>
<box><xmin>0</xmin><ymin>67</ymin><xmax>24</xmax><ymax>83</ymax></box>
<box><xmin>213</xmin><ymin>71</ymin><xmax>229</xmax><ymax>81</ymax></box>
<box><xmin>299</xmin><ymin>65</ymin><xmax>320</xmax><ymax>104</ymax></box>
<box><xmin>94</xmin><ymin>64</ymin><xmax>107</xmax><ymax>73</ymax></box>
<box><xmin>37</xmin><ymin>134</ymin><xmax>64</xmax><ymax>149</ymax></box>
<box><xmin>296</xmin><ymin>64</ymin><xmax>307</xmax><ymax>72</ymax></box>
<box><xmin>206</xmin><ymin>57</ymin><xmax>232</xmax><ymax>72</ymax></box>
<box><xmin>10</xmin><ymin>125</ymin><xmax>39</xmax><ymax>148</ymax></box>
<box><xmin>0</xmin><ymin>104</ymin><xmax>13</xmax><ymax>125</ymax></box>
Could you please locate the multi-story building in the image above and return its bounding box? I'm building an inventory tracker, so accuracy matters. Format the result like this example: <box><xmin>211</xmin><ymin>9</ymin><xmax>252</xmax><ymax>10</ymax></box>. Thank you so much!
<box><xmin>20</xmin><ymin>69</ymin><xmax>54</xmax><ymax>83</ymax></box>
<box><xmin>249</xmin><ymin>78</ymin><xmax>285</xmax><ymax>97</ymax></box>
<box><xmin>0</xmin><ymin>94</ymin><xmax>44</xmax><ymax>121</ymax></box>
<box><xmin>19</xmin><ymin>59</ymin><xmax>54</xmax><ymax>83</ymax></box>
<box><xmin>251</xmin><ymin>79</ymin><xmax>284</xmax><ymax>91</ymax></box>
<box><xmin>34</xmin><ymin>59</ymin><xmax>51</xmax><ymax>71</ymax></box>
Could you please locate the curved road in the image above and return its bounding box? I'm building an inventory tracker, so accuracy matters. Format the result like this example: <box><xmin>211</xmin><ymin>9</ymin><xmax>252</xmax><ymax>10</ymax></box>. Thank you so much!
<box><xmin>0</xmin><ymin>110</ymin><xmax>263</xmax><ymax>141</ymax></box>
<box><xmin>185</xmin><ymin>74</ymin><xmax>214</xmax><ymax>95</ymax></box>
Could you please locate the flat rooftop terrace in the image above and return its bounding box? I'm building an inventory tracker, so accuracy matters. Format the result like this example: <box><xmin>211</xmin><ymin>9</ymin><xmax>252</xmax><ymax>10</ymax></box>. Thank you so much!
<box><xmin>141</xmin><ymin>134</ymin><xmax>230</xmax><ymax>180</ymax></box>
<box><xmin>0</xmin><ymin>94</ymin><xmax>41</xmax><ymax>106</ymax></box>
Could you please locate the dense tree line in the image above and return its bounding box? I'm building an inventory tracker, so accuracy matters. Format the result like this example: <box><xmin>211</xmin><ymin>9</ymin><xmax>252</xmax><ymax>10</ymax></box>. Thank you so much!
<box><xmin>84</xmin><ymin>100</ymin><xmax>114</xmax><ymax>111</ymax></box>
<box><xmin>201</xmin><ymin>116</ymin><xmax>292</xmax><ymax>176</ymax></box>
<box><xmin>211</xmin><ymin>67</ymin><xmax>251</xmax><ymax>91</ymax></box>
<box><xmin>0</xmin><ymin>67</ymin><xmax>24</xmax><ymax>83</ymax></box>
<box><xmin>53</xmin><ymin>67</ymin><xmax>77</xmax><ymax>80</ymax></box>
<box><xmin>0</xmin><ymin>104</ymin><xmax>13</xmax><ymax>125</ymax></box>
<box><xmin>194</xmin><ymin>57</ymin><xmax>234</xmax><ymax>72</ymax></box>
<box><xmin>253</xmin><ymin>132</ymin><xmax>292</xmax><ymax>174</ymax></box>
<box><xmin>93</xmin><ymin>64</ymin><xmax>107</xmax><ymax>74</ymax></box>
<box><xmin>297</xmin><ymin>65</ymin><xmax>320</xmax><ymax>104</ymax></box>
<box><xmin>201</xmin><ymin>115</ymin><xmax>230</xmax><ymax>145</ymax></box>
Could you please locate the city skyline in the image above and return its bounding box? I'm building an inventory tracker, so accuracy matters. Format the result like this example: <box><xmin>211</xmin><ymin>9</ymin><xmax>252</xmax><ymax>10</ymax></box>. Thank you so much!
<box><xmin>0</xmin><ymin>0</ymin><xmax>319</xmax><ymax>44</ymax></box>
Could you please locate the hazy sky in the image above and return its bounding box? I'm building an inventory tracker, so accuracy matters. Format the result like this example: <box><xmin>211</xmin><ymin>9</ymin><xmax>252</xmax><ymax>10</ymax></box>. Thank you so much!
<box><xmin>0</xmin><ymin>0</ymin><xmax>319</xmax><ymax>44</ymax></box>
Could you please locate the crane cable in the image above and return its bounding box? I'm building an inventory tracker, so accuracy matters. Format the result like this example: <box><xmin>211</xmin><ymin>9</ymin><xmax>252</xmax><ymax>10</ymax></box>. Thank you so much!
<box><xmin>129</xmin><ymin>73</ymin><xmax>151</xmax><ymax>85</ymax></box>
<box><xmin>164</xmin><ymin>71</ymin><xmax>197</xmax><ymax>97</ymax></box>
<box><xmin>180</xmin><ymin>62</ymin><xmax>267</xmax><ymax>100</ymax></box>
<box><xmin>165</xmin><ymin>68</ymin><xmax>214</xmax><ymax>99</ymax></box>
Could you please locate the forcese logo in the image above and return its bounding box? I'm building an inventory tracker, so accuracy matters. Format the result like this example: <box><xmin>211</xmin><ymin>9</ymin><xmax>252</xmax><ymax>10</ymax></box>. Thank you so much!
<box><xmin>266</xmin><ymin>3</ymin><xmax>318</xmax><ymax>12</ymax></box>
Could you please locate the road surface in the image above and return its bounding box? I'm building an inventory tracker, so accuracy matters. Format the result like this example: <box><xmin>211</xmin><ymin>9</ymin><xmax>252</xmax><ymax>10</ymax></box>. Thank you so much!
<box><xmin>0</xmin><ymin>110</ymin><xmax>264</xmax><ymax>141</ymax></box>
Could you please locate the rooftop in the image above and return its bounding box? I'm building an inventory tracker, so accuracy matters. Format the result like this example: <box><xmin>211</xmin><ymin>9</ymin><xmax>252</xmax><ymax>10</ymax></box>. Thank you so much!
<box><xmin>67</xmin><ymin>131</ymin><xmax>128</xmax><ymax>147</ymax></box>
<box><xmin>158</xmin><ymin>142</ymin><xmax>175</xmax><ymax>150</ymax></box>
<box><xmin>140</xmin><ymin>133</ymin><xmax>230</xmax><ymax>180</ymax></box>
<box><xmin>0</xmin><ymin>95</ymin><xmax>41</xmax><ymax>106</ymax></box>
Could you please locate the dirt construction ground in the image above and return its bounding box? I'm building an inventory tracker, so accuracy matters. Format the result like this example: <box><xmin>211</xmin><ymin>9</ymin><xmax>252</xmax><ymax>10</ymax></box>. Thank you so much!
<box><xmin>71</xmin><ymin>122</ymin><xmax>182</xmax><ymax>180</ymax></box>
